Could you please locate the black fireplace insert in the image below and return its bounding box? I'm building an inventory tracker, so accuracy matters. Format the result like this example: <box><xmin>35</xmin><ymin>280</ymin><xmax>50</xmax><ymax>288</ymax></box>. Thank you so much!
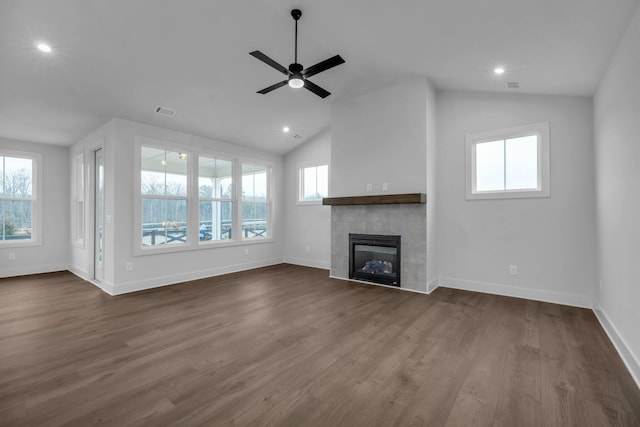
<box><xmin>349</xmin><ymin>233</ymin><xmax>401</xmax><ymax>287</ymax></box>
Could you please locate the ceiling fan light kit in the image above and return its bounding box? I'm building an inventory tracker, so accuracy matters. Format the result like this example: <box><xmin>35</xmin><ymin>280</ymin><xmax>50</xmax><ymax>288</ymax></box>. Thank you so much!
<box><xmin>250</xmin><ymin>9</ymin><xmax>345</xmax><ymax>98</ymax></box>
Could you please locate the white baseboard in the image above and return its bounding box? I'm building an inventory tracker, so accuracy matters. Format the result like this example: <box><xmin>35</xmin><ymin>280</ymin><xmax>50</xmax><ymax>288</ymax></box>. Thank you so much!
<box><xmin>593</xmin><ymin>300</ymin><xmax>640</xmax><ymax>390</ymax></box>
<box><xmin>67</xmin><ymin>265</ymin><xmax>115</xmax><ymax>295</ymax></box>
<box><xmin>0</xmin><ymin>262</ymin><xmax>68</xmax><ymax>278</ymax></box>
<box><xmin>329</xmin><ymin>275</ymin><xmax>428</xmax><ymax>295</ymax></box>
<box><xmin>67</xmin><ymin>264</ymin><xmax>89</xmax><ymax>281</ymax></box>
<box><xmin>427</xmin><ymin>278</ymin><xmax>439</xmax><ymax>294</ymax></box>
<box><xmin>283</xmin><ymin>256</ymin><xmax>330</xmax><ymax>270</ymax></box>
<box><xmin>438</xmin><ymin>276</ymin><xmax>593</xmax><ymax>309</ymax></box>
<box><xmin>110</xmin><ymin>257</ymin><xmax>284</xmax><ymax>295</ymax></box>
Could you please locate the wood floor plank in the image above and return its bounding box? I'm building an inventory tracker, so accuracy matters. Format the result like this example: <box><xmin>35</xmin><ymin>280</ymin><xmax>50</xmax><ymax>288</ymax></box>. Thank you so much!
<box><xmin>0</xmin><ymin>265</ymin><xmax>639</xmax><ymax>426</ymax></box>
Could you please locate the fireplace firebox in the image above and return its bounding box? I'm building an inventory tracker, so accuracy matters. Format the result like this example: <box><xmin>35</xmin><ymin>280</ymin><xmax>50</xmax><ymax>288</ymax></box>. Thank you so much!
<box><xmin>349</xmin><ymin>234</ymin><xmax>401</xmax><ymax>287</ymax></box>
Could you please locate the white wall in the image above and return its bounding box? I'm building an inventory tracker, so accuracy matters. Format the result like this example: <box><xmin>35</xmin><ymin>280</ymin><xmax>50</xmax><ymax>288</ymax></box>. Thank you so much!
<box><xmin>436</xmin><ymin>91</ymin><xmax>597</xmax><ymax>308</ymax></box>
<box><xmin>104</xmin><ymin>119</ymin><xmax>284</xmax><ymax>295</ymax></box>
<box><xmin>283</xmin><ymin>129</ymin><xmax>331</xmax><ymax>269</ymax></box>
<box><xmin>0</xmin><ymin>138</ymin><xmax>69</xmax><ymax>277</ymax></box>
<box><xmin>331</xmin><ymin>78</ymin><xmax>429</xmax><ymax>197</ymax></box>
<box><xmin>593</xmin><ymin>3</ymin><xmax>640</xmax><ymax>385</ymax></box>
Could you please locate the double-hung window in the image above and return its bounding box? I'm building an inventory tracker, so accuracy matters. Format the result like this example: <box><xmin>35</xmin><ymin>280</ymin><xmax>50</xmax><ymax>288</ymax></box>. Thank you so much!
<box><xmin>71</xmin><ymin>154</ymin><xmax>85</xmax><ymax>247</ymax></box>
<box><xmin>199</xmin><ymin>156</ymin><xmax>233</xmax><ymax>241</ymax></box>
<box><xmin>298</xmin><ymin>162</ymin><xmax>328</xmax><ymax>205</ymax></box>
<box><xmin>466</xmin><ymin>122</ymin><xmax>550</xmax><ymax>200</ymax></box>
<box><xmin>241</xmin><ymin>163</ymin><xmax>270</xmax><ymax>239</ymax></box>
<box><xmin>0</xmin><ymin>149</ymin><xmax>41</xmax><ymax>246</ymax></box>
<box><xmin>137</xmin><ymin>140</ymin><xmax>272</xmax><ymax>252</ymax></box>
<box><xmin>141</xmin><ymin>146</ymin><xmax>188</xmax><ymax>247</ymax></box>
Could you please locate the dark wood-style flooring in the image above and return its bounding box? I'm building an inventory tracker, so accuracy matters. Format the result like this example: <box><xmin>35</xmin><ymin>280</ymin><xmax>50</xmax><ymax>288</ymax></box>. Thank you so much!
<box><xmin>1</xmin><ymin>264</ymin><xmax>639</xmax><ymax>426</ymax></box>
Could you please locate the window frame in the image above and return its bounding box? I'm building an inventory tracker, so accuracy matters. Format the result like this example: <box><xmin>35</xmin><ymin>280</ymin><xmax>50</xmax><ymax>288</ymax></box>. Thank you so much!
<box><xmin>0</xmin><ymin>148</ymin><xmax>43</xmax><ymax>248</ymax></box>
<box><xmin>197</xmin><ymin>153</ymin><xmax>236</xmax><ymax>245</ymax></box>
<box><xmin>139</xmin><ymin>144</ymin><xmax>191</xmax><ymax>251</ymax></box>
<box><xmin>297</xmin><ymin>161</ymin><xmax>329</xmax><ymax>205</ymax></box>
<box><xmin>71</xmin><ymin>153</ymin><xmax>85</xmax><ymax>248</ymax></box>
<box><xmin>240</xmin><ymin>161</ymin><xmax>271</xmax><ymax>241</ymax></box>
<box><xmin>465</xmin><ymin>122</ymin><xmax>550</xmax><ymax>200</ymax></box>
<box><xmin>134</xmin><ymin>137</ymin><xmax>274</xmax><ymax>256</ymax></box>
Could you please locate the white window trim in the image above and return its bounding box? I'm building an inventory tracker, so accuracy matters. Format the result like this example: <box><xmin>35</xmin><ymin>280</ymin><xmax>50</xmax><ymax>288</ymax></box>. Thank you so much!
<box><xmin>134</xmin><ymin>137</ymin><xmax>274</xmax><ymax>256</ymax></box>
<box><xmin>465</xmin><ymin>122</ymin><xmax>550</xmax><ymax>200</ymax></box>
<box><xmin>297</xmin><ymin>161</ymin><xmax>329</xmax><ymax>205</ymax></box>
<box><xmin>0</xmin><ymin>148</ymin><xmax>43</xmax><ymax>248</ymax></box>
<box><xmin>71</xmin><ymin>153</ymin><xmax>85</xmax><ymax>248</ymax></box>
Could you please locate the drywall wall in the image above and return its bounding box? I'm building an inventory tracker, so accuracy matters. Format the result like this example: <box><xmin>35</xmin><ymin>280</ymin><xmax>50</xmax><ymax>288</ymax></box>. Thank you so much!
<box><xmin>331</xmin><ymin>78</ymin><xmax>429</xmax><ymax>197</ymax></box>
<box><xmin>104</xmin><ymin>119</ymin><xmax>284</xmax><ymax>294</ymax></box>
<box><xmin>437</xmin><ymin>91</ymin><xmax>597</xmax><ymax>307</ymax></box>
<box><xmin>330</xmin><ymin>77</ymin><xmax>436</xmax><ymax>290</ymax></box>
<box><xmin>0</xmin><ymin>138</ymin><xmax>69</xmax><ymax>277</ymax></box>
<box><xmin>283</xmin><ymin>129</ymin><xmax>331</xmax><ymax>269</ymax></box>
<box><xmin>593</xmin><ymin>3</ymin><xmax>640</xmax><ymax>385</ymax></box>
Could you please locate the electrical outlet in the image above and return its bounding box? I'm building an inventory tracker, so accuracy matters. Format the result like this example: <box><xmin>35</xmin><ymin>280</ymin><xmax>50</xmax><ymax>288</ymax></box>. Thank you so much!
<box><xmin>244</xmin><ymin>248</ymin><xmax>249</xmax><ymax>255</ymax></box>
<box><xmin>125</xmin><ymin>262</ymin><xmax>133</xmax><ymax>272</ymax></box>
<box><xmin>382</xmin><ymin>182</ymin><xmax>389</xmax><ymax>191</ymax></box>
<box><xmin>509</xmin><ymin>265</ymin><xmax>517</xmax><ymax>275</ymax></box>
<box><xmin>9</xmin><ymin>251</ymin><xmax>16</xmax><ymax>260</ymax></box>
<box><xmin>366</xmin><ymin>184</ymin><xmax>372</xmax><ymax>192</ymax></box>
<box><xmin>305</xmin><ymin>245</ymin><xmax>311</xmax><ymax>253</ymax></box>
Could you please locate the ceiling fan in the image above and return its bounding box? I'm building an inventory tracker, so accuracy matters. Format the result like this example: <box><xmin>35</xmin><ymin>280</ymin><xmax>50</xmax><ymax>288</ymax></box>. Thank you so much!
<box><xmin>250</xmin><ymin>9</ymin><xmax>345</xmax><ymax>99</ymax></box>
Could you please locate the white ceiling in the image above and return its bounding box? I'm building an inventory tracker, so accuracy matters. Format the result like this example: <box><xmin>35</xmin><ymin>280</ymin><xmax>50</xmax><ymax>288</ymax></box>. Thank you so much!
<box><xmin>1</xmin><ymin>0</ymin><xmax>638</xmax><ymax>154</ymax></box>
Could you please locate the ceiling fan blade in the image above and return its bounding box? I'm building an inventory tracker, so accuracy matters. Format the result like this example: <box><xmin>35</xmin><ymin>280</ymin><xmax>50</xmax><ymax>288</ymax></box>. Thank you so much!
<box><xmin>249</xmin><ymin>51</ymin><xmax>290</xmax><ymax>75</ymax></box>
<box><xmin>302</xmin><ymin>55</ymin><xmax>345</xmax><ymax>78</ymax></box>
<box><xmin>303</xmin><ymin>80</ymin><xmax>331</xmax><ymax>98</ymax></box>
<box><xmin>257</xmin><ymin>80</ymin><xmax>289</xmax><ymax>94</ymax></box>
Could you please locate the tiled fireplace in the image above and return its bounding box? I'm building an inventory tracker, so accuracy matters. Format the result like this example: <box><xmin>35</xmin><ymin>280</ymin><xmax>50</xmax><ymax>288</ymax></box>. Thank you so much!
<box><xmin>326</xmin><ymin>195</ymin><xmax>427</xmax><ymax>293</ymax></box>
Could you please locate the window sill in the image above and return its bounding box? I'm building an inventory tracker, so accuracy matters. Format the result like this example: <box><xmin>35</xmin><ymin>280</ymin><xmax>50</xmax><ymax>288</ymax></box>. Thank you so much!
<box><xmin>0</xmin><ymin>240</ymin><xmax>42</xmax><ymax>248</ymax></box>
<box><xmin>134</xmin><ymin>237</ymin><xmax>275</xmax><ymax>257</ymax></box>
<box><xmin>466</xmin><ymin>188</ymin><xmax>550</xmax><ymax>200</ymax></box>
<box><xmin>296</xmin><ymin>200</ymin><xmax>324</xmax><ymax>206</ymax></box>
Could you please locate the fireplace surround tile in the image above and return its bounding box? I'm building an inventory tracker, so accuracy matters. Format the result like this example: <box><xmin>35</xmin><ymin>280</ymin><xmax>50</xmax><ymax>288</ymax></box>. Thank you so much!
<box><xmin>331</xmin><ymin>204</ymin><xmax>427</xmax><ymax>292</ymax></box>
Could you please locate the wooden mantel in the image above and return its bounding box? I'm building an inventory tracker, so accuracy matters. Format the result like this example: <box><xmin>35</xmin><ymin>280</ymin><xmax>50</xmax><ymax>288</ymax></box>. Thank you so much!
<box><xmin>322</xmin><ymin>193</ymin><xmax>426</xmax><ymax>206</ymax></box>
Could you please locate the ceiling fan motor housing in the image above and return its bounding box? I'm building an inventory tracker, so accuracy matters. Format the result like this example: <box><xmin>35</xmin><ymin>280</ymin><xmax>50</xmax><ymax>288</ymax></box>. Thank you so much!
<box><xmin>289</xmin><ymin>63</ymin><xmax>303</xmax><ymax>74</ymax></box>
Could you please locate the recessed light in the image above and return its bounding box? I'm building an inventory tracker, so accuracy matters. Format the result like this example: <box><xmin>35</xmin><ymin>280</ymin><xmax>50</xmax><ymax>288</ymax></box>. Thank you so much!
<box><xmin>36</xmin><ymin>43</ymin><xmax>52</xmax><ymax>53</ymax></box>
<box><xmin>283</xmin><ymin>126</ymin><xmax>290</xmax><ymax>133</ymax></box>
<box><xmin>494</xmin><ymin>67</ymin><xmax>505</xmax><ymax>75</ymax></box>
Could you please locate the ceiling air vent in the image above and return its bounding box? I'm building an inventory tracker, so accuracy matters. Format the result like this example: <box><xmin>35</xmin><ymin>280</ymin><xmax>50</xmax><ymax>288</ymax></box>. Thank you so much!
<box><xmin>507</xmin><ymin>82</ymin><xmax>520</xmax><ymax>89</ymax></box>
<box><xmin>154</xmin><ymin>106</ymin><xmax>176</xmax><ymax>117</ymax></box>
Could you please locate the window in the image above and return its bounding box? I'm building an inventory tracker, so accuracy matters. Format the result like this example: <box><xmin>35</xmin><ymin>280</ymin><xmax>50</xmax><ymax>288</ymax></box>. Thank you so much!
<box><xmin>141</xmin><ymin>146</ymin><xmax>188</xmax><ymax>246</ymax></box>
<box><xmin>242</xmin><ymin>163</ymin><xmax>270</xmax><ymax>239</ymax></box>
<box><xmin>71</xmin><ymin>154</ymin><xmax>85</xmax><ymax>247</ymax></box>
<box><xmin>0</xmin><ymin>149</ymin><xmax>41</xmax><ymax>246</ymax></box>
<box><xmin>298</xmin><ymin>163</ymin><xmax>328</xmax><ymax>204</ymax></box>
<box><xmin>199</xmin><ymin>156</ymin><xmax>233</xmax><ymax>241</ymax></box>
<box><xmin>136</xmin><ymin>139</ymin><xmax>273</xmax><ymax>253</ymax></box>
<box><xmin>466</xmin><ymin>122</ymin><xmax>550</xmax><ymax>200</ymax></box>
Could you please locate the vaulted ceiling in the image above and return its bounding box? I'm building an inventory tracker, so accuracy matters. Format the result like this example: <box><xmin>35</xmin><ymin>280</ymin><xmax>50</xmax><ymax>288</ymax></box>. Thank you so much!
<box><xmin>1</xmin><ymin>0</ymin><xmax>638</xmax><ymax>153</ymax></box>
